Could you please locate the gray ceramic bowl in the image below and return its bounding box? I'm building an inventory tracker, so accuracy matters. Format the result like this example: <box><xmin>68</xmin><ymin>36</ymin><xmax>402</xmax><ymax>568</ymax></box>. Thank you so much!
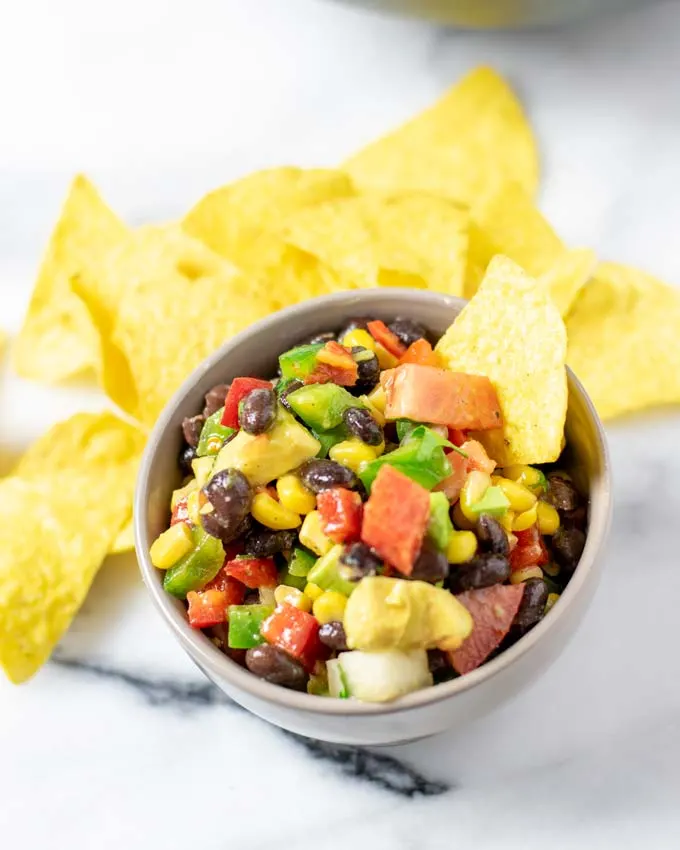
<box><xmin>135</xmin><ymin>289</ymin><xmax>611</xmax><ymax>745</ymax></box>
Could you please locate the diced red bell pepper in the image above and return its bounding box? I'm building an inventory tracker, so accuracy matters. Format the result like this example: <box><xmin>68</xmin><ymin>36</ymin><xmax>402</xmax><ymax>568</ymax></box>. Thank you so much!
<box><xmin>433</xmin><ymin>450</ymin><xmax>467</xmax><ymax>503</ymax></box>
<box><xmin>461</xmin><ymin>439</ymin><xmax>496</xmax><ymax>474</ymax></box>
<box><xmin>398</xmin><ymin>338</ymin><xmax>439</xmax><ymax>367</ymax></box>
<box><xmin>447</xmin><ymin>428</ymin><xmax>468</xmax><ymax>448</ymax></box>
<box><xmin>225</xmin><ymin>556</ymin><xmax>278</xmax><ymax>588</ymax></box>
<box><xmin>261</xmin><ymin>604</ymin><xmax>324</xmax><ymax>671</ymax></box>
<box><xmin>510</xmin><ymin>524</ymin><xmax>549</xmax><ymax>570</ymax></box>
<box><xmin>448</xmin><ymin>584</ymin><xmax>525</xmax><ymax>674</ymax></box>
<box><xmin>305</xmin><ymin>342</ymin><xmax>358</xmax><ymax>387</ymax></box>
<box><xmin>367</xmin><ymin>320</ymin><xmax>407</xmax><ymax>358</ymax></box>
<box><xmin>221</xmin><ymin>377</ymin><xmax>273</xmax><ymax>428</ymax></box>
<box><xmin>186</xmin><ymin>570</ymin><xmax>246</xmax><ymax>628</ymax></box>
<box><xmin>171</xmin><ymin>497</ymin><xmax>189</xmax><ymax>526</ymax></box>
<box><xmin>361</xmin><ymin>464</ymin><xmax>430</xmax><ymax>575</ymax></box>
<box><xmin>316</xmin><ymin>487</ymin><xmax>363</xmax><ymax>543</ymax></box>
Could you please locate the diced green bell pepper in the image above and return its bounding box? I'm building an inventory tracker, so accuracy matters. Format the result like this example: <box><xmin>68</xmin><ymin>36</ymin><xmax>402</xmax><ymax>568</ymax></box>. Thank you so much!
<box><xmin>468</xmin><ymin>485</ymin><xmax>510</xmax><ymax>518</ymax></box>
<box><xmin>359</xmin><ymin>426</ymin><xmax>452</xmax><ymax>492</ymax></box>
<box><xmin>427</xmin><ymin>491</ymin><xmax>453</xmax><ymax>551</ymax></box>
<box><xmin>287</xmin><ymin>546</ymin><xmax>317</xmax><ymax>577</ymax></box>
<box><xmin>196</xmin><ymin>407</ymin><xmax>235</xmax><ymax>457</ymax></box>
<box><xmin>278</xmin><ymin>344</ymin><xmax>324</xmax><ymax>381</ymax></box>
<box><xmin>286</xmin><ymin>383</ymin><xmax>363</xmax><ymax>432</ymax></box>
<box><xmin>279</xmin><ymin>570</ymin><xmax>307</xmax><ymax>591</ymax></box>
<box><xmin>227</xmin><ymin>605</ymin><xmax>274</xmax><ymax>649</ymax></box>
<box><xmin>307</xmin><ymin>544</ymin><xmax>356</xmax><ymax>596</ymax></box>
<box><xmin>163</xmin><ymin>528</ymin><xmax>225</xmax><ymax>598</ymax></box>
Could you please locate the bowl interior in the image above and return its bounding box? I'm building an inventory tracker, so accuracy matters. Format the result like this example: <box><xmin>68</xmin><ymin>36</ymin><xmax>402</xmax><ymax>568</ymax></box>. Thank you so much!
<box><xmin>136</xmin><ymin>289</ymin><xmax>611</xmax><ymax>715</ymax></box>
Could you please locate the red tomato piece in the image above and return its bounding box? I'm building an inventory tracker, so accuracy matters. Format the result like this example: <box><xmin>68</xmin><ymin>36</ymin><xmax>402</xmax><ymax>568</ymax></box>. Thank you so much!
<box><xmin>170</xmin><ymin>498</ymin><xmax>189</xmax><ymax>526</ymax></box>
<box><xmin>316</xmin><ymin>487</ymin><xmax>363</xmax><ymax>543</ymax></box>
<box><xmin>225</xmin><ymin>556</ymin><xmax>278</xmax><ymax>588</ymax></box>
<box><xmin>447</xmin><ymin>428</ymin><xmax>468</xmax><ymax>447</ymax></box>
<box><xmin>510</xmin><ymin>524</ymin><xmax>549</xmax><ymax>570</ymax></box>
<box><xmin>433</xmin><ymin>449</ymin><xmax>467</xmax><ymax>503</ymax></box>
<box><xmin>398</xmin><ymin>338</ymin><xmax>439</xmax><ymax>367</ymax></box>
<box><xmin>381</xmin><ymin>364</ymin><xmax>502</xmax><ymax>430</ymax></box>
<box><xmin>461</xmin><ymin>439</ymin><xmax>497</xmax><ymax>474</ymax></box>
<box><xmin>448</xmin><ymin>584</ymin><xmax>525</xmax><ymax>674</ymax></box>
<box><xmin>221</xmin><ymin>377</ymin><xmax>273</xmax><ymax>428</ymax></box>
<box><xmin>361</xmin><ymin>465</ymin><xmax>430</xmax><ymax>575</ymax></box>
<box><xmin>261</xmin><ymin>604</ymin><xmax>323</xmax><ymax>671</ymax></box>
<box><xmin>367</xmin><ymin>320</ymin><xmax>407</xmax><ymax>358</ymax></box>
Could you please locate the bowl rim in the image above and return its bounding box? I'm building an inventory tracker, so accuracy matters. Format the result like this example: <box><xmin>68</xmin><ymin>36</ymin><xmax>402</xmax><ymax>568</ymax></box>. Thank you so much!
<box><xmin>135</xmin><ymin>288</ymin><xmax>612</xmax><ymax>716</ymax></box>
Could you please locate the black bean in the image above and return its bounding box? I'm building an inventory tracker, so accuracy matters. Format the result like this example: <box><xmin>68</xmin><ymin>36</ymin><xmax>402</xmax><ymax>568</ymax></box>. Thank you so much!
<box><xmin>203</xmin><ymin>383</ymin><xmax>230</xmax><ymax>418</ymax></box>
<box><xmin>182</xmin><ymin>414</ymin><xmax>205</xmax><ymax>448</ymax></box>
<box><xmin>561</xmin><ymin>504</ymin><xmax>587</xmax><ymax>531</ymax></box>
<box><xmin>343</xmin><ymin>407</ymin><xmax>383</xmax><ymax>446</ymax></box>
<box><xmin>318</xmin><ymin>621</ymin><xmax>348</xmax><ymax>652</ymax></box>
<box><xmin>337</xmin><ymin>317</ymin><xmax>373</xmax><ymax>340</ymax></box>
<box><xmin>303</xmin><ymin>331</ymin><xmax>336</xmax><ymax>346</ymax></box>
<box><xmin>350</xmin><ymin>346</ymin><xmax>380</xmax><ymax>394</ymax></box>
<box><xmin>201</xmin><ymin>469</ymin><xmax>252</xmax><ymax>542</ymax></box>
<box><xmin>239</xmin><ymin>387</ymin><xmax>276</xmax><ymax>435</ymax></box>
<box><xmin>244</xmin><ymin>523</ymin><xmax>297</xmax><ymax>557</ymax></box>
<box><xmin>513</xmin><ymin>578</ymin><xmax>549</xmax><ymax>633</ymax></box>
<box><xmin>411</xmin><ymin>540</ymin><xmax>449</xmax><ymax>584</ymax></box>
<box><xmin>278</xmin><ymin>379</ymin><xmax>304</xmax><ymax>412</ymax></box>
<box><xmin>339</xmin><ymin>542</ymin><xmax>382</xmax><ymax>581</ymax></box>
<box><xmin>551</xmin><ymin>528</ymin><xmax>586</xmax><ymax>575</ymax></box>
<box><xmin>178</xmin><ymin>445</ymin><xmax>197</xmax><ymax>474</ymax></box>
<box><xmin>476</xmin><ymin>514</ymin><xmax>510</xmax><ymax>557</ymax></box>
<box><xmin>427</xmin><ymin>649</ymin><xmax>456</xmax><ymax>684</ymax></box>
<box><xmin>388</xmin><ymin>317</ymin><xmax>428</xmax><ymax>347</ymax></box>
<box><xmin>245</xmin><ymin>645</ymin><xmax>307</xmax><ymax>690</ymax></box>
<box><xmin>548</xmin><ymin>475</ymin><xmax>579</xmax><ymax>512</ymax></box>
<box><xmin>450</xmin><ymin>553</ymin><xmax>510</xmax><ymax>592</ymax></box>
<box><xmin>298</xmin><ymin>459</ymin><xmax>358</xmax><ymax>493</ymax></box>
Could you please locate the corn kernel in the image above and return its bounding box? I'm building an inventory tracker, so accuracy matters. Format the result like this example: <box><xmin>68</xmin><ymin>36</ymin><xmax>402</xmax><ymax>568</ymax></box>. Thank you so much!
<box><xmin>149</xmin><ymin>522</ymin><xmax>193</xmax><ymax>569</ymax></box>
<box><xmin>251</xmin><ymin>491</ymin><xmax>301</xmax><ymax>530</ymax></box>
<box><xmin>313</xmin><ymin>590</ymin><xmax>348</xmax><ymax>625</ymax></box>
<box><xmin>459</xmin><ymin>470</ymin><xmax>492</xmax><ymax>521</ymax></box>
<box><xmin>360</xmin><ymin>394</ymin><xmax>386</xmax><ymax>426</ymax></box>
<box><xmin>304</xmin><ymin>582</ymin><xmax>324</xmax><ymax>602</ymax></box>
<box><xmin>543</xmin><ymin>561</ymin><xmax>561</xmax><ymax>577</ymax></box>
<box><xmin>171</xmin><ymin>479</ymin><xmax>198</xmax><ymax>510</ymax></box>
<box><xmin>341</xmin><ymin>328</ymin><xmax>376</xmax><ymax>352</ymax></box>
<box><xmin>375</xmin><ymin>342</ymin><xmax>398</xmax><ymax>370</ymax></box>
<box><xmin>446</xmin><ymin>530</ymin><xmax>477</xmax><ymax>564</ymax></box>
<box><xmin>367</xmin><ymin>385</ymin><xmax>387</xmax><ymax>414</ymax></box>
<box><xmin>274</xmin><ymin>585</ymin><xmax>312</xmax><ymax>612</ymax></box>
<box><xmin>299</xmin><ymin>511</ymin><xmax>334</xmax><ymax>556</ymax></box>
<box><xmin>510</xmin><ymin>566</ymin><xmax>544</xmax><ymax>584</ymax></box>
<box><xmin>186</xmin><ymin>490</ymin><xmax>202</xmax><ymax>526</ymax></box>
<box><xmin>452</xmin><ymin>502</ymin><xmax>475</xmax><ymax>531</ymax></box>
<box><xmin>512</xmin><ymin>503</ymin><xmax>538</xmax><ymax>532</ymax></box>
<box><xmin>276</xmin><ymin>474</ymin><xmax>316</xmax><ymax>515</ymax></box>
<box><xmin>499</xmin><ymin>510</ymin><xmax>515</xmax><ymax>532</ymax></box>
<box><xmin>537</xmin><ymin>501</ymin><xmax>560</xmax><ymax>535</ymax></box>
<box><xmin>495</xmin><ymin>477</ymin><xmax>537</xmax><ymax>513</ymax></box>
<box><xmin>502</xmin><ymin>464</ymin><xmax>546</xmax><ymax>493</ymax></box>
<box><xmin>329</xmin><ymin>439</ymin><xmax>380</xmax><ymax>472</ymax></box>
<box><xmin>191</xmin><ymin>456</ymin><xmax>215</xmax><ymax>488</ymax></box>
<box><xmin>545</xmin><ymin>592</ymin><xmax>560</xmax><ymax>613</ymax></box>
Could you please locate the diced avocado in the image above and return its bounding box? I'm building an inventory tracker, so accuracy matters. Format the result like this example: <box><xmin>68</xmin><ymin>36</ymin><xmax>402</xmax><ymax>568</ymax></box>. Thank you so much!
<box><xmin>287</xmin><ymin>546</ymin><xmax>317</xmax><ymax>577</ymax></box>
<box><xmin>191</xmin><ymin>455</ymin><xmax>216</xmax><ymax>488</ymax></box>
<box><xmin>307</xmin><ymin>544</ymin><xmax>356</xmax><ymax>597</ymax></box>
<box><xmin>162</xmin><ymin>528</ymin><xmax>225</xmax><ymax>598</ymax></box>
<box><xmin>287</xmin><ymin>383</ymin><xmax>363</xmax><ymax>432</ymax></box>
<box><xmin>213</xmin><ymin>405</ymin><xmax>320</xmax><ymax>486</ymax></box>
<box><xmin>313</xmin><ymin>426</ymin><xmax>346</xmax><ymax>458</ymax></box>
<box><xmin>196</xmin><ymin>408</ymin><xmax>235</xmax><ymax>457</ymax></box>
<box><xmin>278</xmin><ymin>343</ymin><xmax>324</xmax><ymax>381</ymax></box>
<box><xmin>427</xmin><ymin>492</ymin><xmax>453</xmax><ymax>551</ymax></box>
<box><xmin>469</xmin><ymin>485</ymin><xmax>510</xmax><ymax>519</ymax></box>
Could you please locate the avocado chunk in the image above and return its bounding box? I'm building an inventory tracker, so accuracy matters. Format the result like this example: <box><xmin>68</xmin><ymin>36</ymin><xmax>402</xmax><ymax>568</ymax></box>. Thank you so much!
<box><xmin>307</xmin><ymin>544</ymin><xmax>356</xmax><ymax>596</ymax></box>
<box><xmin>427</xmin><ymin>491</ymin><xmax>453</xmax><ymax>551</ymax></box>
<box><xmin>287</xmin><ymin>383</ymin><xmax>363</xmax><ymax>432</ymax></box>
<box><xmin>468</xmin><ymin>485</ymin><xmax>510</xmax><ymax>519</ymax></box>
<box><xmin>213</xmin><ymin>405</ymin><xmax>320</xmax><ymax>486</ymax></box>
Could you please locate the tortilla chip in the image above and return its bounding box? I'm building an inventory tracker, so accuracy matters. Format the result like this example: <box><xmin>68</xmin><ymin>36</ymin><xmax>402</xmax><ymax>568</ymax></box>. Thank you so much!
<box><xmin>0</xmin><ymin>412</ymin><xmax>143</xmax><ymax>683</ymax></box>
<box><xmin>183</xmin><ymin>168</ymin><xmax>354</xmax><ymax>269</ymax></box>
<box><xmin>436</xmin><ymin>255</ymin><xmax>567</xmax><ymax>465</ymax></box>
<box><xmin>345</xmin><ymin>67</ymin><xmax>539</xmax><ymax>205</ymax></box>
<box><xmin>566</xmin><ymin>262</ymin><xmax>680</xmax><ymax>420</ymax></box>
<box><xmin>13</xmin><ymin>175</ymin><xmax>128</xmax><ymax>383</ymax></box>
<box><xmin>110</xmin><ymin>519</ymin><xmax>135</xmax><ymax>554</ymax></box>
<box><xmin>538</xmin><ymin>248</ymin><xmax>596</xmax><ymax>317</ymax></box>
<box><xmin>284</xmin><ymin>193</ymin><xmax>468</xmax><ymax>295</ymax></box>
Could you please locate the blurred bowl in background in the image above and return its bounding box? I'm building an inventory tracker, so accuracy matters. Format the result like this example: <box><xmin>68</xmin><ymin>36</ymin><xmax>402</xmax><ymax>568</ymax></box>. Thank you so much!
<box><xmin>332</xmin><ymin>0</ymin><xmax>647</xmax><ymax>28</ymax></box>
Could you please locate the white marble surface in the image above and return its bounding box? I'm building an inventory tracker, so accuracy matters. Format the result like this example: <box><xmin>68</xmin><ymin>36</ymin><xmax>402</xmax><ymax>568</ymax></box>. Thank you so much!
<box><xmin>2</xmin><ymin>1</ymin><xmax>680</xmax><ymax>847</ymax></box>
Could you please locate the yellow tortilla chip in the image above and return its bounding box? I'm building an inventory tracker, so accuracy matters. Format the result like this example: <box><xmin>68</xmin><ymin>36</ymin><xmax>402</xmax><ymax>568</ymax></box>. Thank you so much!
<box><xmin>538</xmin><ymin>248</ymin><xmax>596</xmax><ymax>318</ymax></box>
<box><xmin>436</xmin><ymin>255</ymin><xmax>567</xmax><ymax>465</ymax></box>
<box><xmin>566</xmin><ymin>262</ymin><xmax>680</xmax><ymax>420</ymax></box>
<box><xmin>110</xmin><ymin>519</ymin><xmax>135</xmax><ymax>555</ymax></box>
<box><xmin>345</xmin><ymin>67</ymin><xmax>539</xmax><ymax>206</ymax></box>
<box><xmin>183</xmin><ymin>168</ymin><xmax>354</xmax><ymax>269</ymax></box>
<box><xmin>13</xmin><ymin>175</ymin><xmax>128</xmax><ymax>383</ymax></box>
<box><xmin>284</xmin><ymin>194</ymin><xmax>468</xmax><ymax>295</ymax></box>
<box><xmin>0</xmin><ymin>412</ymin><xmax>143</xmax><ymax>683</ymax></box>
